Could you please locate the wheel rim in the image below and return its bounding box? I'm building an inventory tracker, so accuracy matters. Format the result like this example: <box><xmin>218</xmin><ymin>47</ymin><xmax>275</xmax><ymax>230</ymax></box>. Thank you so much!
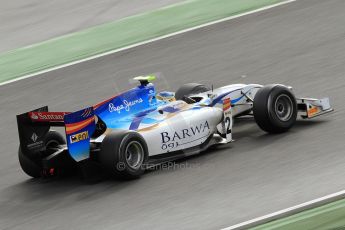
<box><xmin>125</xmin><ymin>141</ymin><xmax>144</xmax><ymax>170</ymax></box>
<box><xmin>274</xmin><ymin>94</ymin><xmax>293</xmax><ymax>121</ymax></box>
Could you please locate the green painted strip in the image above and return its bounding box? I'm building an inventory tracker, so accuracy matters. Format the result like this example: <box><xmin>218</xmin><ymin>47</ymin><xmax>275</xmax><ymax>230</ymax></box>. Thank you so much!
<box><xmin>251</xmin><ymin>199</ymin><xmax>345</xmax><ymax>230</ymax></box>
<box><xmin>0</xmin><ymin>0</ymin><xmax>280</xmax><ymax>84</ymax></box>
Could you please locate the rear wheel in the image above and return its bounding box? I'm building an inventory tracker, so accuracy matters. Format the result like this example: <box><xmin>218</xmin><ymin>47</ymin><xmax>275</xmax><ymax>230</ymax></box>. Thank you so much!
<box><xmin>253</xmin><ymin>85</ymin><xmax>297</xmax><ymax>133</ymax></box>
<box><xmin>18</xmin><ymin>130</ymin><xmax>66</xmax><ymax>178</ymax></box>
<box><xmin>18</xmin><ymin>148</ymin><xmax>41</xmax><ymax>178</ymax></box>
<box><xmin>175</xmin><ymin>83</ymin><xmax>210</xmax><ymax>101</ymax></box>
<box><xmin>99</xmin><ymin>130</ymin><xmax>148</xmax><ymax>180</ymax></box>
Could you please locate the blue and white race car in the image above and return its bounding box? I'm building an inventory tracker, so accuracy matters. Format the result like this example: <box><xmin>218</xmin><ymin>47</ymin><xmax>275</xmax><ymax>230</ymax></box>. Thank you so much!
<box><xmin>16</xmin><ymin>75</ymin><xmax>333</xmax><ymax>180</ymax></box>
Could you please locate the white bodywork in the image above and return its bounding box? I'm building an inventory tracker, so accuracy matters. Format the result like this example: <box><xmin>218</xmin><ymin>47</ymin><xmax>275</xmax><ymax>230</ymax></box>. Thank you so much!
<box><xmin>140</xmin><ymin>105</ymin><xmax>223</xmax><ymax>156</ymax></box>
<box><xmin>139</xmin><ymin>84</ymin><xmax>263</xmax><ymax>157</ymax></box>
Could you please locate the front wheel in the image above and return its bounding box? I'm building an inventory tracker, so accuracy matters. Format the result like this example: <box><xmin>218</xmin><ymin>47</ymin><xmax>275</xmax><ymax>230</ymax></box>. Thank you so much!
<box><xmin>99</xmin><ymin>130</ymin><xmax>148</xmax><ymax>180</ymax></box>
<box><xmin>253</xmin><ymin>84</ymin><xmax>297</xmax><ymax>133</ymax></box>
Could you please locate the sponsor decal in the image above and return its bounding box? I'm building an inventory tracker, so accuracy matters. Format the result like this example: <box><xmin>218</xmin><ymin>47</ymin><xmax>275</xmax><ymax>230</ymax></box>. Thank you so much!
<box><xmin>160</xmin><ymin>121</ymin><xmax>210</xmax><ymax>150</ymax></box>
<box><xmin>70</xmin><ymin>131</ymin><xmax>89</xmax><ymax>143</ymax></box>
<box><xmin>27</xmin><ymin>132</ymin><xmax>43</xmax><ymax>150</ymax></box>
<box><xmin>108</xmin><ymin>98</ymin><xmax>143</xmax><ymax>113</ymax></box>
<box><xmin>26</xmin><ymin>132</ymin><xmax>44</xmax><ymax>150</ymax></box>
<box><xmin>29</xmin><ymin>112</ymin><xmax>69</xmax><ymax>122</ymax></box>
<box><xmin>27</xmin><ymin>141</ymin><xmax>44</xmax><ymax>150</ymax></box>
<box><xmin>223</xmin><ymin>98</ymin><xmax>231</xmax><ymax>111</ymax></box>
<box><xmin>31</xmin><ymin>132</ymin><xmax>38</xmax><ymax>142</ymax></box>
<box><xmin>307</xmin><ymin>106</ymin><xmax>319</xmax><ymax>117</ymax></box>
<box><xmin>30</xmin><ymin>113</ymin><xmax>39</xmax><ymax>120</ymax></box>
<box><xmin>81</xmin><ymin>108</ymin><xmax>92</xmax><ymax>118</ymax></box>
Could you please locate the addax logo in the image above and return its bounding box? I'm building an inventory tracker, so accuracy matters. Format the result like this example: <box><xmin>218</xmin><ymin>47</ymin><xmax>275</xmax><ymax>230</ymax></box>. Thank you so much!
<box><xmin>160</xmin><ymin>121</ymin><xmax>210</xmax><ymax>146</ymax></box>
<box><xmin>70</xmin><ymin>131</ymin><xmax>89</xmax><ymax>143</ymax></box>
<box><xmin>27</xmin><ymin>132</ymin><xmax>43</xmax><ymax>150</ymax></box>
<box><xmin>108</xmin><ymin>98</ymin><xmax>143</xmax><ymax>113</ymax></box>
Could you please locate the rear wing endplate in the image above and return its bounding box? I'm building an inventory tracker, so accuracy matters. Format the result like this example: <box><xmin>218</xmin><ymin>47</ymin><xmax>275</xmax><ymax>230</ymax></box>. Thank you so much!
<box><xmin>64</xmin><ymin>107</ymin><xmax>95</xmax><ymax>162</ymax></box>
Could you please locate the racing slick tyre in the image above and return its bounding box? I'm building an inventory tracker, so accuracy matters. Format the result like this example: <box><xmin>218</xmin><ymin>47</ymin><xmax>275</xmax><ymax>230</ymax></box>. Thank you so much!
<box><xmin>18</xmin><ymin>130</ymin><xmax>66</xmax><ymax>178</ymax></box>
<box><xmin>175</xmin><ymin>83</ymin><xmax>210</xmax><ymax>101</ymax></box>
<box><xmin>18</xmin><ymin>148</ymin><xmax>41</xmax><ymax>178</ymax></box>
<box><xmin>42</xmin><ymin>130</ymin><xmax>66</xmax><ymax>156</ymax></box>
<box><xmin>99</xmin><ymin>130</ymin><xmax>148</xmax><ymax>180</ymax></box>
<box><xmin>253</xmin><ymin>84</ymin><xmax>297</xmax><ymax>133</ymax></box>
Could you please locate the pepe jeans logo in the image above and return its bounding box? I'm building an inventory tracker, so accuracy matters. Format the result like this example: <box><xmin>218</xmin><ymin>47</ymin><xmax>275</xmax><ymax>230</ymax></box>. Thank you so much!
<box><xmin>108</xmin><ymin>98</ymin><xmax>144</xmax><ymax>113</ymax></box>
<box><xmin>160</xmin><ymin>121</ymin><xmax>210</xmax><ymax>150</ymax></box>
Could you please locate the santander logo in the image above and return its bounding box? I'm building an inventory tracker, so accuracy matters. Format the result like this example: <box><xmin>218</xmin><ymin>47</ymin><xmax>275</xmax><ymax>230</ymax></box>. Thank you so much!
<box><xmin>29</xmin><ymin>112</ymin><xmax>68</xmax><ymax>121</ymax></box>
<box><xmin>30</xmin><ymin>113</ymin><xmax>39</xmax><ymax>120</ymax></box>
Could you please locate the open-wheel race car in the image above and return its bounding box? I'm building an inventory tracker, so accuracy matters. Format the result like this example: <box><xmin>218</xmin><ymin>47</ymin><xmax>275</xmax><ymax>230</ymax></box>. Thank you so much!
<box><xmin>16</xmin><ymin>75</ymin><xmax>333</xmax><ymax>180</ymax></box>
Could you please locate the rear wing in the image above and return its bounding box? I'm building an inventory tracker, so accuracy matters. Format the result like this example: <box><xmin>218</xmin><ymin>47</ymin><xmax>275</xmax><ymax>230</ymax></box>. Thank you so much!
<box><xmin>17</xmin><ymin>106</ymin><xmax>95</xmax><ymax>162</ymax></box>
<box><xmin>28</xmin><ymin>110</ymin><xmax>69</xmax><ymax>125</ymax></box>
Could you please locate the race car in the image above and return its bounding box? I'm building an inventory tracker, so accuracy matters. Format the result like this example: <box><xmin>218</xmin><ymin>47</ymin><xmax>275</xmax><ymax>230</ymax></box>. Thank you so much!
<box><xmin>16</xmin><ymin>75</ymin><xmax>333</xmax><ymax>180</ymax></box>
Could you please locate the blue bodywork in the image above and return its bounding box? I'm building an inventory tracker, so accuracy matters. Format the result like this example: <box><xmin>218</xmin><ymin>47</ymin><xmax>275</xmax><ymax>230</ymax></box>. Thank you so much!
<box><xmin>64</xmin><ymin>107</ymin><xmax>96</xmax><ymax>162</ymax></box>
<box><xmin>94</xmin><ymin>83</ymin><xmax>163</xmax><ymax>130</ymax></box>
<box><xmin>64</xmin><ymin>83</ymin><xmax>166</xmax><ymax>162</ymax></box>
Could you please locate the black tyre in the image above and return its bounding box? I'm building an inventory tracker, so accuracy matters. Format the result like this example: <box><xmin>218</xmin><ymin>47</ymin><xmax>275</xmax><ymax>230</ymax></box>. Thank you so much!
<box><xmin>18</xmin><ymin>148</ymin><xmax>41</xmax><ymax>178</ymax></box>
<box><xmin>18</xmin><ymin>130</ymin><xmax>66</xmax><ymax>178</ymax></box>
<box><xmin>253</xmin><ymin>84</ymin><xmax>297</xmax><ymax>133</ymax></box>
<box><xmin>99</xmin><ymin>130</ymin><xmax>148</xmax><ymax>180</ymax></box>
<box><xmin>42</xmin><ymin>130</ymin><xmax>66</xmax><ymax>156</ymax></box>
<box><xmin>175</xmin><ymin>83</ymin><xmax>210</xmax><ymax>101</ymax></box>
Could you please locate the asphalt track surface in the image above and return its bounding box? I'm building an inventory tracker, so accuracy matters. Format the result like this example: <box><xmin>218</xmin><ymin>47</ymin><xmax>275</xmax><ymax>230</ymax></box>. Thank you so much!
<box><xmin>1</xmin><ymin>0</ymin><xmax>345</xmax><ymax>229</ymax></box>
<box><xmin>0</xmin><ymin>0</ymin><xmax>183</xmax><ymax>53</ymax></box>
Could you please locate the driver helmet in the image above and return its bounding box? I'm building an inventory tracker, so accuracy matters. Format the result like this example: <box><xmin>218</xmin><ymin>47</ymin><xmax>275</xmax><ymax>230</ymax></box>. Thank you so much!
<box><xmin>156</xmin><ymin>91</ymin><xmax>176</xmax><ymax>102</ymax></box>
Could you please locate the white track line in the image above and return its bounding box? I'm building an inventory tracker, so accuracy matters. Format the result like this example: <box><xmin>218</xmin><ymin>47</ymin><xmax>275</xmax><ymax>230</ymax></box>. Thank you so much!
<box><xmin>222</xmin><ymin>190</ymin><xmax>345</xmax><ymax>230</ymax></box>
<box><xmin>0</xmin><ymin>0</ymin><xmax>298</xmax><ymax>87</ymax></box>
